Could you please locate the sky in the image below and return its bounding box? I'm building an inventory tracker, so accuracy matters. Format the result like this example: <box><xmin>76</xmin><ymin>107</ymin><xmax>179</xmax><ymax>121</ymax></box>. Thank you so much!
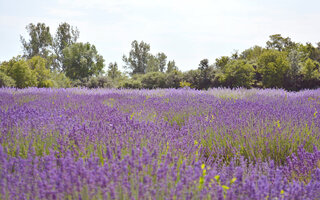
<box><xmin>0</xmin><ymin>0</ymin><xmax>320</xmax><ymax>72</ymax></box>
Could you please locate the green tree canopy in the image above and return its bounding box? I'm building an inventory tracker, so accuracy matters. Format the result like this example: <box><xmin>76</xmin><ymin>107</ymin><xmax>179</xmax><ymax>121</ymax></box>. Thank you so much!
<box><xmin>8</xmin><ymin>59</ymin><xmax>37</xmax><ymax>88</ymax></box>
<box><xmin>258</xmin><ymin>50</ymin><xmax>290</xmax><ymax>88</ymax></box>
<box><xmin>146</xmin><ymin>55</ymin><xmax>160</xmax><ymax>73</ymax></box>
<box><xmin>62</xmin><ymin>42</ymin><xmax>104</xmax><ymax>80</ymax></box>
<box><xmin>198</xmin><ymin>59</ymin><xmax>215</xmax><ymax>89</ymax></box>
<box><xmin>123</xmin><ymin>40</ymin><xmax>151</xmax><ymax>75</ymax></box>
<box><xmin>301</xmin><ymin>58</ymin><xmax>320</xmax><ymax>81</ymax></box>
<box><xmin>53</xmin><ymin>22</ymin><xmax>79</xmax><ymax>71</ymax></box>
<box><xmin>266</xmin><ymin>34</ymin><xmax>296</xmax><ymax>51</ymax></box>
<box><xmin>107</xmin><ymin>62</ymin><xmax>122</xmax><ymax>80</ymax></box>
<box><xmin>166</xmin><ymin>60</ymin><xmax>178</xmax><ymax>73</ymax></box>
<box><xmin>240</xmin><ymin>46</ymin><xmax>264</xmax><ymax>63</ymax></box>
<box><xmin>220</xmin><ymin>59</ymin><xmax>255</xmax><ymax>88</ymax></box>
<box><xmin>27</xmin><ymin>56</ymin><xmax>53</xmax><ymax>87</ymax></box>
<box><xmin>20</xmin><ymin>23</ymin><xmax>53</xmax><ymax>59</ymax></box>
<box><xmin>215</xmin><ymin>56</ymin><xmax>230</xmax><ymax>71</ymax></box>
<box><xmin>165</xmin><ymin>70</ymin><xmax>183</xmax><ymax>88</ymax></box>
<box><xmin>157</xmin><ymin>52</ymin><xmax>167</xmax><ymax>72</ymax></box>
<box><xmin>141</xmin><ymin>72</ymin><xmax>166</xmax><ymax>89</ymax></box>
<box><xmin>0</xmin><ymin>71</ymin><xmax>16</xmax><ymax>87</ymax></box>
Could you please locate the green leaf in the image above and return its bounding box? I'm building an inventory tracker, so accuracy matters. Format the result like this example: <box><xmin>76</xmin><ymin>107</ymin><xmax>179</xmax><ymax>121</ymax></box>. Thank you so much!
<box><xmin>222</xmin><ymin>185</ymin><xmax>230</xmax><ymax>190</ymax></box>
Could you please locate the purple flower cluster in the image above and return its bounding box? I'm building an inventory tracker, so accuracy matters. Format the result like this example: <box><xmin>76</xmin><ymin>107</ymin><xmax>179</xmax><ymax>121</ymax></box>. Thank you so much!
<box><xmin>0</xmin><ymin>88</ymin><xmax>320</xmax><ymax>199</ymax></box>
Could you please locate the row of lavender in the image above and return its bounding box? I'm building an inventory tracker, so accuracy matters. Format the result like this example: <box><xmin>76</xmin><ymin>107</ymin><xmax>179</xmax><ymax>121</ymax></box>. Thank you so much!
<box><xmin>0</xmin><ymin>88</ymin><xmax>320</xmax><ymax>199</ymax></box>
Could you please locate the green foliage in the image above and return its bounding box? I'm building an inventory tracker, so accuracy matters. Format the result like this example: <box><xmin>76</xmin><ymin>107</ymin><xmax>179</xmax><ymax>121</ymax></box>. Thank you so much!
<box><xmin>7</xmin><ymin>27</ymin><xmax>320</xmax><ymax>90</ymax></box>
<box><xmin>146</xmin><ymin>55</ymin><xmax>160</xmax><ymax>73</ymax></box>
<box><xmin>53</xmin><ymin>22</ymin><xmax>79</xmax><ymax>71</ymax></box>
<box><xmin>121</xmin><ymin>79</ymin><xmax>142</xmax><ymax>89</ymax></box>
<box><xmin>179</xmin><ymin>81</ymin><xmax>191</xmax><ymax>88</ymax></box>
<box><xmin>63</xmin><ymin>42</ymin><xmax>104</xmax><ymax>80</ymax></box>
<box><xmin>220</xmin><ymin>59</ymin><xmax>255</xmax><ymax>88</ymax></box>
<box><xmin>0</xmin><ymin>71</ymin><xmax>16</xmax><ymax>87</ymax></box>
<box><xmin>258</xmin><ymin>50</ymin><xmax>290</xmax><ymax>88</ymax></box>
<box><xmin>215</xmin><ymin>56</ymin><xmax>230</xmax><ymax>71</ymax></box>
<box><xmin>8</xmin><ymin>59</ymin><xmax>37</xmax><ymax>88</ymax></box>
<box><xmin>50</xmin><ymin>71</ymin><xmax>71</xmax><ymax>88</ymax></box>
<box><xmin>107</xmin><ymin>62</ymin><xmax>122</xmax><ymax>80</ymax></box>
<box><xmin>285</xmin><ymin>49</ymin><xmax>306</xmax><ymax>90</ymax></box>
<box><xmin>198</xmin><ymin>59</ymin><xmax>215</xmax><ymax>89</ymax></box>
<box><xmin>20</xmin><ymin>23</ymin><xmax>53</xmax><ymax>59</ymax></box>
<box><xmin>123</xmin><ymin>40</ymin><xmax>151</xmax><ymax>74</ymax></box>
<box><xmin>165</xmin><ymin>70</ymin><xmax>183</xmax><ymax>88</ymax></box>
<box><xmin>166</xmin><ymin>60</ymin><xmax>178</xmax><ymax>73</ymax></box>
<box><xmin>301</xmin><ymin>58</ymin><xmax>320</xmax><ymax>81</ymax></box>
<box><xmin>27</xmin><ymin>56</ymin><xmax>52</xmax><ymax>87</ymax></box>
<box><xmin>156</xmin><ymin>52</ymin><xmax>167</xmax><ymax>72</ymax></box>
<box><xmin>87</xmin><ymin>76</ymin><xmax>114</xmax><ymax>88</ymax></box>
<box><xmin>38</xmin><ymin>79</ymin><xmax>54</xmax><ymax>88</ymax></box>
<box><xmin>141</xmin><ymin>72</ymin><xmax>166</xmax><ymax>89</ymax></box>
<box><xmin>183</xmin><ymin>69</ymin><xmax>201</xmax><ymax>88</ymax></box>
<box><xmin>266</xmin><ymin>34</ymin><xmax>296</xmax><ymax>51</ymax></box>
<box><xmin>240</xmin><ymin>46</ymin><xmax>264</xmax><ymax>63</ymax></box>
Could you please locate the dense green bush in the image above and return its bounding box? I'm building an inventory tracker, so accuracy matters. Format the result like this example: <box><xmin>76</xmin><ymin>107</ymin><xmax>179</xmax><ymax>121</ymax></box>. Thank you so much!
<box><xmin>0</xmin><ymin>71</ymin><xmax>16</xmax><ymax>87</ymax></box>
<box><xmin>121</xmin><ymin>79</ymin><xmax>142</xmax><ymax>89</ymax></box>
<box><xmin>141</xmin><ymin>72</ymin><xmax>166</xmax><ymax>89</ymax></box>
<box><xmin>87</xmin><ymin>76</ymin><xmax>114</xmax><ymax>88</ymax></box>
<box><xmin>219</xmin><ymin>60</ymin><xmax>255</xmax><ymax>88</ymax></box>
<box><xmin>165</xmin><ymin>70</ymin><xmax>183</xmax><ymax>88</ymax></box>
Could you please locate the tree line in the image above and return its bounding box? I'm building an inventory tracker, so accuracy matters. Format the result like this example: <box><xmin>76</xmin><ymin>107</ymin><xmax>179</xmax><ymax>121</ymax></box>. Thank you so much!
<box><xmin>1</xmin><ymin>22</ymin><xmax>320</xmax><ymax>90</ymax></box>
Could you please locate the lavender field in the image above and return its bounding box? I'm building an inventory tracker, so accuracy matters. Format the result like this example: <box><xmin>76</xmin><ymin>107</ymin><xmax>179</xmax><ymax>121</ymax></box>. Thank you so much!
<box><xmin>1</xmin><ymin>88</ymin><xmax>320</xmax><ymax>200</ymax></box>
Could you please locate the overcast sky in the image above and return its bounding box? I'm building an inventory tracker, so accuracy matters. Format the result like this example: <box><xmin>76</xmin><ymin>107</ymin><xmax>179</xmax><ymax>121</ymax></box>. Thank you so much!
<box><xmin>1</xmin><ymin>0</ymin><xmax>320</xmax><ymax>71</ymax></box>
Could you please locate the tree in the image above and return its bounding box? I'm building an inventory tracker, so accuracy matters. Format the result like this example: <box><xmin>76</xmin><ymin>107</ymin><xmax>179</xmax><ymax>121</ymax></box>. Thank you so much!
<box><xmin>107</xmin><ymin>62</ymin><xmax>121</xmax><ymax>80</ymax></box>
<box><xmin>27</xmin><ymin>56</ymin><xmax>53</xmax><ymax>87</ymax></box>
<box><xmin>0</xmin><ymin>71</ymin><xmax>15</xmax><ymax>87</ymax></box>
<box><xmin>123</xmin><ymin>40</ymin><xmax>151</xmax><ymax>74</ymax></box>
<box><xmin>198</xmin><ymin>59</ymin><xmax>214</xmax><ymax>89</ymax></box>
<box><xmin>8</xmin><ymin>59</ymin><xmax>37</xmax><ymax>88</ymax></box>
<box><xmin>286</xmin><ymin>49</ymin><xmax>305</xmax><ymax>90</ymax></box>
<box><xmin>215</xmin><ymin>56</ymin><xmax>230</xmax><ymax>71</ymax></box>
<box><xmin>157</xmin><ymin>52</ymin><xmax>167</xmax><ymax>72</ymax></box>
<box><xmin>300</xmin><ymin>58</ymin><xmax>320</xmax><ymax>89</ymax></box>
<box><xmin>62</xmin><ymin>42</ymin><xmax>104</xmax><ymax>80</ymax></box>
<box><xmin>165</xmin><ymin>70</ymin><xmax>183</xmax><ymax>88</ymax></box>
<box><xmin>182</xmin><ymin>69</ymin><xmax>201</xmax><ymax>89</ymax></box>
<box><xmin>50</xmin><ymin>71</ymin><xmax>71</xmax><ymax>88</ymax></box>
<box><xmin>20</xmin><ymin>23</ymin><xmax>53</xmax><ymax>59</ymax></box>
<box><xmin>166</xmin><ymin>60</ymin><xmax>178</xmax><ymax>73</ymax></box>
<box><xmin>141</xmin><ymin>72</ymin><xmax>166</xmax><ymax>89</ymax></box>
<box><xmin>146</xmin><ymin>55</ymin><xmax>160</xmax><ymax>73</ymax></box>
<box><xmin>240</xmin><ymin>46</ymin><xmax>264</xmax><ymax>63</ymax></box>
<box><xmin>220</xmin><ymin>60</ymin><xmax>255</xmax><ymax>88</ymax></box>
<box><xmin>53</xmin><ymin>22</ymin><xmax>79</xmax><ymax>71</ymax></box>
<box><xmin>266</xmin><ymin>34</ymin><xmax>296</xmax><ymax>51</ymax></box>
<box><xmin>257</xmin><ymin>50</ymin><xmax>290</xmax><ymax>88</ymax></box>
<box><xmin>301</xmin><ymin>58</ymin><xmax>319</xmax><ymax>81</ymax></box>
<box><xmin>87</xmin><ymin>76</ymin><xmax>114</xmax><ymax>88</ymax></box>
<box><xmin>301</xmin><ymin>43</ymin><xmax>320</xmax><ymax>64</ymax></box>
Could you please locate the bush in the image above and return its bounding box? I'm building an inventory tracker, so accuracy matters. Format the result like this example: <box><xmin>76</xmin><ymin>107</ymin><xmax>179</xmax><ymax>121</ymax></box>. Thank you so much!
<box><xmin>141</xmin><ymin>72</ymin><xmax>166</xmax><ymax>89</ymax></box>
<box><xmin>121</xmin><ymin>79</ymin><xmax>142</xmax><ymax>89</ymax></box>
<box><xmin>0</xmin><ymin>71</ymin><xmax>16</xmax><ymax>87</ymax></box>
<box><xmin>38</xmin><ymin>80</ymin><xmax>54</xmax><ymax>88</ymax></box>
<box><xmin>165</xmin><ymin>70</ymin><xmax>183</xmax><ymax>88</ymax></box>
<box><xmin>182</xmin><ymin>69</ymin><xmax>201</xmax><ymax>88</ymax></box>
<box><xmin>51</xmin><ymin>71</ymin><xmax>71</xmax><ymax>88</ymax></box>
<box><xmin>179</xmin><ymin>81</ymin><xmax>191</xmax><ymax>88</ymax></box>
<box><xmin>87</xmin><ymin>76</ymin><xmax>114</xmax><ymax>88</ymax></box>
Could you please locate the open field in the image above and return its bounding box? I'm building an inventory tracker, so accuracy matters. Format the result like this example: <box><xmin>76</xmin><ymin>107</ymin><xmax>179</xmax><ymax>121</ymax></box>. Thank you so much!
<box><xmin>0</xmin><ymin>88</ymin><xmax>320</xmax><ymax>199</ymax></box>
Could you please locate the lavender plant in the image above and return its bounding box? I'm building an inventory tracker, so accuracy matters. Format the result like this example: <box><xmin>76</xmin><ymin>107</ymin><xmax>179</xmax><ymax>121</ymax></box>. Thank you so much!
<box><xmin>0</xmin><ymin>88</ymin><xmax>320</xmax><ymax>199</ymax></box>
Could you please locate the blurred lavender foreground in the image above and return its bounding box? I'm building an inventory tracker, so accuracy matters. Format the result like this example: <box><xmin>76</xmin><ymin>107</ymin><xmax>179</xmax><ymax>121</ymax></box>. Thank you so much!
<box><xmin>1</xmin><ymin>88</ymin><xmax>320</xmax><ymax>200</ymax></box>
